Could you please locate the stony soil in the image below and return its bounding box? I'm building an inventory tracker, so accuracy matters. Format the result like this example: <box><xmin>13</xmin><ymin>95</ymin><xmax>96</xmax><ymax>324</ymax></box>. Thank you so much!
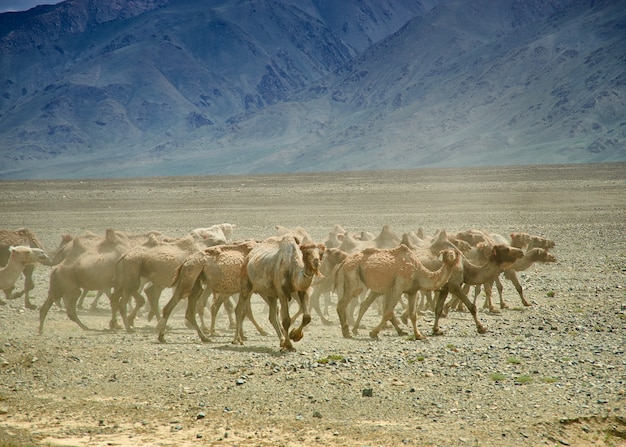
<box><xmin>0</xmin><ymin>163</ymin><xmax>625</xmax><ymax>447</ymax></box>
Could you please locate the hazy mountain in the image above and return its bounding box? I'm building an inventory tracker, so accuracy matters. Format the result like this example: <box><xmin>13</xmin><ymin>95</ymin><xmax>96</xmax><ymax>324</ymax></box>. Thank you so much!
<box><xmin>0</xmin><ymin>0</ymin><xmax>624</xmax><ymax>179</ymax></box>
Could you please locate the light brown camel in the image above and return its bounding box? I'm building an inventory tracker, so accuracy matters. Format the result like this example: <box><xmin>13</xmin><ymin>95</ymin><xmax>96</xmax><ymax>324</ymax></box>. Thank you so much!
<box><xmin>432</xmin><ymin>243</ymin><xmax>524</xmax><ymax>335</ymax></box>
<box><xmin>474</xmin><ymin>247</ymin><xmax>556</xmax><ymax>310</ymax></box>
<box><xmin>157</xmin><ymin>240</ymin><xmax>265</xmax><ymax>343</ymax></box>
<box><xmin>0</xmin><ymin>246</ymin><xmax>50</xmax><ymax>304</ymax></box>
<box><xmin>39</xmin><ymin>229</ymin><xmax>133</xmax><ymax>334</ymax></box>
<box><xmin>335</xmin><ymin>244</ymin><xmax>461</xmax><ymax>341</ymax></box>
<box><xmin>0</xmin><ymin>228</ymin><xmax>52</xmax><ymax>309</ymax></box>
<box><xmin>111</xmin><ymin>234</ymin><xmax>204</xmax><ymax>332</ymax></box>
<box><xmin>233</xmin><ymin>235</ymin><xmax>325</xmax><ymax>351</ymax></box>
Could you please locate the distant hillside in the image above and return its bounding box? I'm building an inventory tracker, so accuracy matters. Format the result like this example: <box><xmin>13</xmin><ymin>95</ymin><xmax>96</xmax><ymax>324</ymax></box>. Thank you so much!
<box><xmin>0</xmin><ymin>0</ymin><xmax>624</xmax><ymax>179</ymax></box>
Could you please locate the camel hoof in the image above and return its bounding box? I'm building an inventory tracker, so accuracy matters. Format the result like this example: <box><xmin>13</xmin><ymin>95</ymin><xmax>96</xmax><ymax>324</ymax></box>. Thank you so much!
<box><xmin>397</xmin><ymin>329</ymin><xmax>408</xmax><ymax>336</ymax></box>
<box><xmin>477</xmin><ymin>325</ymin><xmax>488</xmax><ymax>334</ymax></box>
<box><xmin>289</xmin><ymin>329</ymin><xmax>303</xmax><ymax>341</ymax></box>
<box><xmin>258</xmin><ymin>329</ymin><xmax>268</xmax><ymax>337</ymax></box>
<box><xmin>157</xmin><ymin>335</ymin><xmax>166</xmax><ymax>343</ymax></box>
<box><xmin>432</xmin><ymin>329</ymin><xmax>444</xmax><ymax>336</ymax></box>
<box><xmin>26</xmin><ymin>304</ymin><xmax>37</xmax><ymax>310</ymax></box>
<box><xmin>369</xmin><ymin>330</ymin><xmax>380</xmax><ymax>340</ymax></box>
<box><xmin>488</xmin><ymin>308</ymin><xmax>501</xmax><ymax>314</ymax></box>
<box><xmin>414</xmin><ymin>333</ymin><xmax>427</xmax><ymax>341</ymax></box>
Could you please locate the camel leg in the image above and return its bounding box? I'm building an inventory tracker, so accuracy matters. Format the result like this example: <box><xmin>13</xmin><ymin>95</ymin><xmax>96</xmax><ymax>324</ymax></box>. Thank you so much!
<box><xmin>369</xmin><ymin>293</ymin><xmax>401</xmax><ymax>339</ymax></box>
<box><xmin>406</xmin><ymin>291</ymin><xmax>426</xmax><ymax>340</ymax></box>
<box><xmin>196</xmin><ymin>287</ymin><xmax>212</xmax><ymax>333</ymax></box>
<box><xmin>209</xmin><ymin>292</ymin><xmax>223</xmax><ymax>335</ymax></box>
<box><xmin>352</xmin><ymin>290</ymin><xmax>381</xmax><ymax>336</ymax></box>
<box><xmin>309</xmin><ymin>281</ymin><xmax>332</xmax><ymax>325</ymax></box>
<box><xmin>22</xmin><ymin>265</ymin><xmax>37</xmax><ymax>309</ymax></box>
<box><xmin>278</xmin><ymin>292</ymin><xmax>295</xmax><ymax>351</ymax></box>
<box><xmin>224</xmin><ymin>295</ymin><xmax>237</xmax><ymax>329</ymax></box>
<box><xmin>504</xmin><ymin>270</ymin><xmax>530</xmax><ymax>307</ymax></box>
<box><xmin>232</xmin><ymin>281</ymin><xmax>253</xmax><ymax>345</ymax></box>
<box><xmin>39</xmin><ymin>281</ymin><xmax>61</xmax><ymax>334</ymax></box>
<box><xmin>432</xmin><ymin>287</ymin><xmax>450</xmax><ymax>336</ymax></box>
<box><xmin>336</xmin><ymin>290</ymin><xmax>357</xmax><ymax>339</ymax></box>
<box><xmin>289</xmin><ymin>290</ymin><xmax>311</xmax><ymax>343</ymax></box>
<box><xmin>243</xmin><ymin>297</ymin><xmax>267</xmax><ymax>336</ymax></box>
<box><xmin>448</xmin><ymin>283</ymin><xmax>487</xmax><ymax>335</ymax></box>
<box><xmin>76</xmin><ymin>288</ymin><xmax>89</xmax><ymax>310</ymax></box>
<box><xmin>89</xmin><ymin>290</ymin><xmax>106</xmax><ymax>311</ymax></box>
<box><xmin>183</xmin><ymin>280</ymin><xmax>209</xmax><ymax>343</ymax></box>
<box><xmin>64</xmin><ymin>289</ymin><xmax>90</xmax><ymax>331</ymax></box>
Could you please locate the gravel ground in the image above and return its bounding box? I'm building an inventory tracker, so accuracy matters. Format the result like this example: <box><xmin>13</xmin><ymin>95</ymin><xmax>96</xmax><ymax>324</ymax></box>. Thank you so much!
<box><xmin>0</xmin><ymin>163</ymin><xmax>625</xmax><ymax>447</ymax></box>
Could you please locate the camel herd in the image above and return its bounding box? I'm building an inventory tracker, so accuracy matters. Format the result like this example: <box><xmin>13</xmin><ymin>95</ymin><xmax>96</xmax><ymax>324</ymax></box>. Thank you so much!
<box><xmin>0</xmin><ymin>224</ymin><xmax>556</xmax><ymax>351</ymax></box>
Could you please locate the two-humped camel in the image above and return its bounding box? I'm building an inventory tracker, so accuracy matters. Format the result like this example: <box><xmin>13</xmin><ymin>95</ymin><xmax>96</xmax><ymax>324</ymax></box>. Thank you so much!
<box><xmin>309</xmin><ymin>225</ymin><xmax>401</xmax><ymax>325</ymax></box>
<box><xmin>348</xmin><ymin>229</ymin><xmax>465</xmax><ymax>336</ymax></box>
<box><xmin>111</xmin><ymin>234</ymin><xmax>205</xmax><ymax>332</ymax></box>
<box><xmin>335</xmin><ymin>243</ymin><xmax>461</xmax><ymax>341</ymax></box>
<box><xmin>0</xmin><ymin>246</ymin><xmax>50</xmax><ymax>305</ymax></box>
<box><xmin>432</xmin><ymin>242</ymin><xmax>525</xmax><ymax>335</ymax></box>
<box><xmin>453</xmin><ymin>230</ymin><xmax>556</xmax><ymax>311</ymax></box>
<box><xmin>0</xmin><ymin>228</ymin><xmax>52</xmax><ymax>309</ymax></box>
<box><xmin>157</xmin><ymin>240</ymin><xmax>266</xmax><ymax>343</ymax></box>
<box><xmin>39</xmin><ymin>229</ymin><xmax>133</xmax><ymax>334</ymax></box>
<box><xmin>232</xmin><ymin>235</ymin><xmax>325</xmax><ymax>351</ymax></box>
<box><xmin>474</xmin><ymin>246</ymin><xmax>556</xmax><ymax>311</ymax></box>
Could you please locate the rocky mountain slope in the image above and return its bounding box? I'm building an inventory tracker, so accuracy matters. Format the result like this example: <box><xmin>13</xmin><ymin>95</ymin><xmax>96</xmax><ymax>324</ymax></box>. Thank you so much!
<box><xmin>0</xmin><ymin>0</ymin><xmax>624</xmax><ymax>178</ymax></box>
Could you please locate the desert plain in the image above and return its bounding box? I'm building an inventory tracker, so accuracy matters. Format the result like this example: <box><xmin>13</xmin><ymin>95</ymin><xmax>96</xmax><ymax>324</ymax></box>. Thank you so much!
<box><xmin>0</xmin><ymin>163</ymin><xmax>625</xmax><ymax>446</ymax></box>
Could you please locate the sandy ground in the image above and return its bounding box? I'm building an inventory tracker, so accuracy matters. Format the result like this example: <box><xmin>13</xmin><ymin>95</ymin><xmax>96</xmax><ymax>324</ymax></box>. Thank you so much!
<box><xmin>0</xmin><ymin>163</ymin><xmax>625</xmax><ymax>447</ymax></box>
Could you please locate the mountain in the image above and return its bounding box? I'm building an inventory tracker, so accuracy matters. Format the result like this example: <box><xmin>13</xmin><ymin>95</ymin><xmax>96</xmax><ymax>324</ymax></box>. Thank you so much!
<box><xmin>0</xmin><ymin>0</ymin><xmax>624</xmax><ymax>179</ymax></box>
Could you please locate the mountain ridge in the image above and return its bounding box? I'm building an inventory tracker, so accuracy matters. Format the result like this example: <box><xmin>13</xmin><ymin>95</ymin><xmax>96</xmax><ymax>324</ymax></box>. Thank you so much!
<box><xmin>0</xmin><ymin>0</ymin><xmax>624</xmax><ymax>179</ymax></box>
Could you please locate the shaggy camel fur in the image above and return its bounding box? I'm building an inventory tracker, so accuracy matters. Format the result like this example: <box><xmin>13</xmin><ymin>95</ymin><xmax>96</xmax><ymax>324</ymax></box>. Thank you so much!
<box><xmin>233</xmin><ymin>235</ymin><xmax>325</xmax><ymax>351</ymax></box>
<box><xmin>39</xmin><ymin>230</ymin><xmax>133</xmax><ymax>334</ymax></box>
<box><xmin>0</xmin><ymin>228</ymin><xmax>51</xmax><ymax>309</ymax></box>
<box><xmin>0</xmin><ymin>246</ymin><xmax>50</xmax><ymax>304</ymax></box>
<box><xmin>432</xmin><ymin>243</ymin><xmax>524</xmax><ymax>335</ymax></box>
<box><xmin>157</xmin><ymin>240</ymin><xmax>265</xmax><ymax>343</ymax></box>
<box><xmin>111</xmin><ymin>234</ymin><xmax>204</xmax><ymax>331</ymax></box>
<box><xmin>335</xmin><ymin>244</ymin><xmax>461</xmax><ymax>340</ymax></box>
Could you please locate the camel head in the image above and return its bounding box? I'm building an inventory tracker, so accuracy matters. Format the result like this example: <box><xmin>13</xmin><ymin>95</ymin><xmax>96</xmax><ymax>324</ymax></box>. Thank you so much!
<box><xmin>9</xmin><ymin>246</ymin><xmax>50</xmax><ymax>265</ymax></box>
<box><xmin>439</xmin><ymin>248</ymin><xmax>462</xmax><ymax>268</ymax></box>
<box><xmin>300</xmin><ymin>243</ymin><xmax>326</xmax><ymax>277</ymax></box>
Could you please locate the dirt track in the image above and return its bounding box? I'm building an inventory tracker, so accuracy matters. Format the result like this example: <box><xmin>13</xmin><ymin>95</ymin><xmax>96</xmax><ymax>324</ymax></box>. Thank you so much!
<box><xmin>1</xmin><ymin>163</ymin><xmax>625</xmax><ymax>447</ymax></box>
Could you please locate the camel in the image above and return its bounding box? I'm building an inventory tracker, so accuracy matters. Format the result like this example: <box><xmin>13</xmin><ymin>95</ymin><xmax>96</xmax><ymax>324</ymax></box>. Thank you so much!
<box><xmin>335</xmin><ymin>244</ymin><xmax>461</xmax><ymax>340</ymax></box>
<box><xmin>111</xmin><ymin>234</ymin><xmax>204</xmax><ymax>332</ymax></box>
<box><xmin>510</xmin><ymin>232</ymin><xmax>556</xmax><ymax>251</ymax></box>
<box><xmin>0</xmin><ymin>246</ymin><xmax>50</xmax><ymax>304</ymax></box>
<box><xmin>308</xmin><ymin>225</ymin><xmax>402</xmax><ymax>325</ymax></box>
<box><xmin>39</xmin><ymin>229</ymin><xmax>133</xmax><ymax>334</ymax></box>
<box><xmin>157</xmin><ymin>240</ymin><xmax>266</xmax><ymax>343</ymax></box>
<box><xmin>474</xmin><ymin>247</ymin><xmax>556</xmax><ymax>311</ymax></box>
<box><xmin>0</xmin><ymin>228</ymin><xmax>52</xmax><ymax>309</ymax></box>
<box><xmin>350</xmin><ymin>229</ymin><xmax>464</xmax><ymax>333</ymax></box>
<box><xmin>232</xmin><ymin>235</ymin><xmax>325</xmax><ymax>351</ymax></box>
<box><xmin>189</xmin><ymin>223</ymin><xmax>237</xmax><ymax>246</ymax></box>
<box><xmin>306</xmin><ymin>247</ymin><xmax>349</xmax><ymax>325</ymax></box>
<box><xmin>432</xmin><ymin>243</ymin><xmax>525</xmax><ymax>336</ymax></box>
